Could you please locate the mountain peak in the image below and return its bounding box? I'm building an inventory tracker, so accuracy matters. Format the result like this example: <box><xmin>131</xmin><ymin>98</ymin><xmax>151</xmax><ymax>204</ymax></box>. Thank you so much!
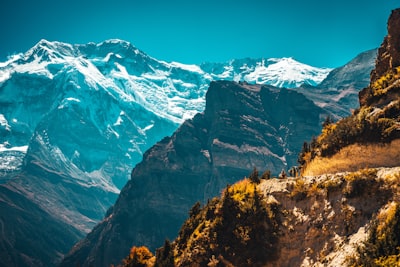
<box><xmin>24</xmin><ymin>39</ymin><xmax>76</xmax><ymax>61</ymax></box>
<box><xmin>243</xmin><ymin>57</ymin><xmax>332</xmax><ymax>88</ymax></box>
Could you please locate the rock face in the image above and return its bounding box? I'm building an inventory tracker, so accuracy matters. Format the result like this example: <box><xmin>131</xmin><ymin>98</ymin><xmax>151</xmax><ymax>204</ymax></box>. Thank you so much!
<box><xmin>61</xmin><ymin>81</ymin><xmax>325</xmax><ymax>267</ymax></box>
<box><xmin>371</xmin><ymin>8</ymin><xmax>400</xmax><ymax>84</ymax></box>
<box><xmin>360</xmin><ymin>8</ymin><xmax>400</xmax><ymax>107</ymax></box>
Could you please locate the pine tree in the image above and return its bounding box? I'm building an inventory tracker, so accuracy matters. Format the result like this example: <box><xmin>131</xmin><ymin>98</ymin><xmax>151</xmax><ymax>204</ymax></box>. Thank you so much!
<box><xmin>154</xmin><ymin>240</ymin><xmax>174</xmax><ymax>267</ymax></box>
<box><xmin>261</xmin><ymin>169</ymin><xmax>271</xmax><ymax>180</ymax></box>
<box><xmin>249</xmin><ymin>167</ymin><xmax>260</xmax><ymax>184</ymax></box>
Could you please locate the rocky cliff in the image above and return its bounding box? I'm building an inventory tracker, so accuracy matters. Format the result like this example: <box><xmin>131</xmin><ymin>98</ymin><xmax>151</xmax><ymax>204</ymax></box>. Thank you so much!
<box><xmin>114</xmin><ymin>8</ymin><xmax>400</xmax><ymax>267</ymax></box>
<box><xmin>360</xmin><ymin>8</ymin><xmax>400</xmax><ymax>107</ymax></box>
<box><xmin>60</xmin><ymin>80</ymin><xmax>326</xmax><ymax>267</ymax></box>
<box><xmin>371</xmin><ymin>9</ymin><xmax>400</xmax><ymax>84</ymax></box>
<box><xmin>168</xmin><ymin>167</ymin><xmax>399</xmax><ymax>267</ymax></box>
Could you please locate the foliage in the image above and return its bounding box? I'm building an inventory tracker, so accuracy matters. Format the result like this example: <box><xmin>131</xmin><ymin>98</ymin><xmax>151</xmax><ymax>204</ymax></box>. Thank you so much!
<box><xmin>289</xmin><ymin>179</ymin><xmax>307</xmax><ymax>201</ymax></box>
<box><xmin>299</xmin><ymin>101</ymin><xmax>400</xmax><ymax>173</ymax></box>
<box><xmin>371</xmin><ymin>67</ymin><xmax>400</xmax><ymax>95</ymax></box>
<box><xmin>351</xmin><ymin>202</ymin><xmax>400</xmax><ymax>266</ymax></box>
<box><xmin>302</xmin><ymin>140</ymin><xmax>400</xmax><ymax>176</ymax></box>
<box><xmin>261</xmin><ymin>169</ymin><xmax>271</xmax><ymax>180</ymax></box>
<box><xmin>343</xmin><ymin>168</ymin><xmax>378</xmax><ymax>198</ymax></box>
<box><xmin>173</xmin><ymin>178</ymin><xmax>280</xmax><ymax>267</ymax></box>
<box><xmin>248</xmin><ymin>167</ymin><xmax>260</xmax><ymax>184</ymax></box>
<box><xmin>154</xmin><ymin>240</ymin><xmax>174</xmax><ymax>267</ymax></box>
<box><xmin>120</xmin><ymin>246</ymin><xmax>155</xmax><ymax>267</ymax></box>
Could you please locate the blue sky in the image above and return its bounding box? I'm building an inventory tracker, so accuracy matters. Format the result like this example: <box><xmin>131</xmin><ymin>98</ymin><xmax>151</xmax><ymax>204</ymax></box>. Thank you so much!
<box><xmin>1</xmin><ymin>0</ymin><xmax>398</xmax><ymax>67</ymax></box>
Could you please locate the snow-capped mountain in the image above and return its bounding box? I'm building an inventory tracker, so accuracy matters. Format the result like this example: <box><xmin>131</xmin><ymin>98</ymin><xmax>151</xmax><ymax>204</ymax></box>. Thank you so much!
<box><xmin>201</xmin><ymin>57</ymin><xmax>331</xmax><ymax>88</ymax></box>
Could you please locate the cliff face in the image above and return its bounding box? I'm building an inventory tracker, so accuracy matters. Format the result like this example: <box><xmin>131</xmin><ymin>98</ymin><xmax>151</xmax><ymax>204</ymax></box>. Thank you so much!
<box><xmin>61</xmin><ymin>81</ymin><xmax>325</xmax><ymax>267</ymax></box>
<box><xmin>371</xmin><ymin>9</ymin><xmax>400</xmax><ymax>84</ymax></box>
<box><xmin>360</xmin><ymin>8</ymin><xmax>400</xmax><ymax>107</ymax></box>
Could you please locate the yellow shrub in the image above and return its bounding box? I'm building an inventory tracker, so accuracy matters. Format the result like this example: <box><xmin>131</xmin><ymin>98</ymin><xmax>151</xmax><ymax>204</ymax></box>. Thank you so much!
<box><xmin>228</xmin><ymin>178</ymin><xmax>255</xmax><ymax>203</ymax></box>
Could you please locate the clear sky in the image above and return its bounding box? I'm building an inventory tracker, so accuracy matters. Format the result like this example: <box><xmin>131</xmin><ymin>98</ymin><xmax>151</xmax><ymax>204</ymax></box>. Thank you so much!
<box><xmin>1</xmin><ymin>0</ymin><xmax>399</xmax><ymax>68</ymax></box>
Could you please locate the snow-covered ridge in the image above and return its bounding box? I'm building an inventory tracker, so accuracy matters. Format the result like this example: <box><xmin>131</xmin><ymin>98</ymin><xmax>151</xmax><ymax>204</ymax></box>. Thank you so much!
<box><xmin>0</xmin><ymin>39</ymin><xmax>331</xmax><ymax>124</ymax></box>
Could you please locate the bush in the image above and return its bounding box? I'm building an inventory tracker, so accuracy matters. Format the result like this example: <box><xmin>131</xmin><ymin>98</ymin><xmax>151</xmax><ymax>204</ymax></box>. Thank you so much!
<box><xmin>351</xmin><ymin>203</ymin><xmax>400</xmax><ymax>266</ymax></box>
<box><xmin>290</xmin><ymin>179</ymin><xmax>307</xmax><ymax>201</ymax></box>
<box><xmin>121</xmin><ymin>246</ymin><xmax>155</xmax><ymax>267</ymax></box>
<box><xmin>343</xmin><ymin>169</ymin><xmax>377</xmax><ymax>198</ymax></box>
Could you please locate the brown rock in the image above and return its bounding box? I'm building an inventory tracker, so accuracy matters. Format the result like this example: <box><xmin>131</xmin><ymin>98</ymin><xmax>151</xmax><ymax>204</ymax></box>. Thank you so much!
<box><xmin>371</xmin><ymin>8</ymin><xmax>400</xmax><ymax>84</ymax></box>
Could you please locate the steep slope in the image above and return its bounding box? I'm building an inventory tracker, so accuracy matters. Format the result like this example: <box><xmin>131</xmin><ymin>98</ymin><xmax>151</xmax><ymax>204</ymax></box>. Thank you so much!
<box><xmin>296</xmin><ymin>49</ymin><xmax>377</xmax><ymax>118</ymax></box>
<box><xmin>302</xmin><ymin>9</ymin><xmax>400</xmax><ymax>176</ymax></box>
<box><xmin>60</xmin><ymin>80</ymin><xmax>326</xmax><ymax>267</ymax></box>
<box><xmin>0</xmin><ymin>184</ymin><xmax>82</xmax><ymax>267</ymax></box>
<box><xmin>153</xmin><ymin>167</ymin><xmax>400</xmax><ymax>267</ymax></box>
<box><xmin>117</xmin><ymin>8</ymin><xmax>400</xmax><ymax>267</ymax></box>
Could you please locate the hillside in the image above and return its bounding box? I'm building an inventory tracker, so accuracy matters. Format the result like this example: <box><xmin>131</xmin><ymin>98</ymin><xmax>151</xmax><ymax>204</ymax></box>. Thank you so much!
<box><xmin>301</xmin><ymin>9</ymin><xmax>400</xmax><ymax>176</ymax></box>
<box><xmin>116</xmin><ymin>167</ymin><xmax>400</xmax><ymax>267</ymax></box>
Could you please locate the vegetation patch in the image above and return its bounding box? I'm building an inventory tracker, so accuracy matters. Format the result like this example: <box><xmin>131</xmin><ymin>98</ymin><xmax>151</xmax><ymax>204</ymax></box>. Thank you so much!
<box><xmin>170</xmin><ymin>178</ymin><xmax>281</xmax><ymax>267</ymax></box>
<box><xmin>302</xmin><ymin>139</ymin><xmax>400</xmax><ymax>176</ymax></box>
<box><xmin>349</xmin><ymin>202</ymin><xmax>400</xmax><ymax>266</ymax></box>
<box><xmin>343</xmin><ymin>168</ymin><xmax>378</xmax><ymax>198</ymax></box>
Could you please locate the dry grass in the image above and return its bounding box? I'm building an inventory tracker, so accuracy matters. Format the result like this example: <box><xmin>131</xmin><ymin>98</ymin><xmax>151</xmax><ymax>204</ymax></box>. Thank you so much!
<box><xmin>303</xmin><ymin>139</ymin><xmax>400</xmax><ymax>176</ymax></box>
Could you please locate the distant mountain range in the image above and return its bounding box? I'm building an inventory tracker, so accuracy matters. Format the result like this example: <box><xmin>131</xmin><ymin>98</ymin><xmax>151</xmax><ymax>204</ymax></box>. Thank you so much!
<box><xmin>0</xmin><ymin>39</ymin><xmax>376</xmax><ymax>266</ymax></box>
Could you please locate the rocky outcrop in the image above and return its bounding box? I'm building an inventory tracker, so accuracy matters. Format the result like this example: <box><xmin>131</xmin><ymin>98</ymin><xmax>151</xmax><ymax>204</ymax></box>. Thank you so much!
<box><xmin>61</xmin><ymin>81</ymin><xmax>326</xmax><ymax>267</ymax></box>
<box><xmin>360</xmin><ymin>8</ymin><xmax>400</xmax><ymax>107</ymax></box>
<box><xmin>171</xmin><ymin>167</ymin><xmax>399</xmax><ymax>267</ymax></box>
<box><xmin>371</xmin><ymin>9</ymin><xmax>400</xmax><ymax>84</ymax></box>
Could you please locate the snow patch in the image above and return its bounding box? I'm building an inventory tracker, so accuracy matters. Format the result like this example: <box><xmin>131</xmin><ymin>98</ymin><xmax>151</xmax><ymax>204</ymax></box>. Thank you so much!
<box><xmin>0</xmin><ymin>114</ymin><xmax>11</xmax><ymax>131</ymax></box>
<box><xmin>0</xmin><ymin>144</ymin><xmax>29</xmax><ymax>153</ymax></box>
<box><xmin>201</xmin><ymin>149</ymin><xmax>211</xmax><ymax>163</ymax></box>
<box><xmin>169</xmin><ymin>61</ymin><xmax>204</xmax><ymax>74</ymax></box>
<box><xmin>142</xmin><ymin>124</ymin><xmax>154</xmax><ymax>132</ymax></box>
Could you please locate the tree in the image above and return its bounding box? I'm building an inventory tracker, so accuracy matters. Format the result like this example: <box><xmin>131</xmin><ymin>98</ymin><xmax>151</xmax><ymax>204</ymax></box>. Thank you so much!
<box><xmin>121</xmin><ymin>246</ymin><xmax>154</xmax><ymax>267</ymax></box>
<box><xmin>154</xmin><ymin>239</ymin><xmax>174</xmax><ymax>267</ymax></box>
<box><xmin>248</xmin><ymin>167</ymin><xmax>260</xmax><ymax>184</ymax></box>
<box><xmin>261</xmin><ymin>169</ymin><xmax>271</xmax><ymax>180</ymax></box>
<box><xmin>322</xmin><ymin>115</ymin><xmax>334</xmax><ymax>128</ymax></box>
<box><xmin>189</xmin><ymin>201</ymin><xmax>201</xmax><ymax>218</ymax></box>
